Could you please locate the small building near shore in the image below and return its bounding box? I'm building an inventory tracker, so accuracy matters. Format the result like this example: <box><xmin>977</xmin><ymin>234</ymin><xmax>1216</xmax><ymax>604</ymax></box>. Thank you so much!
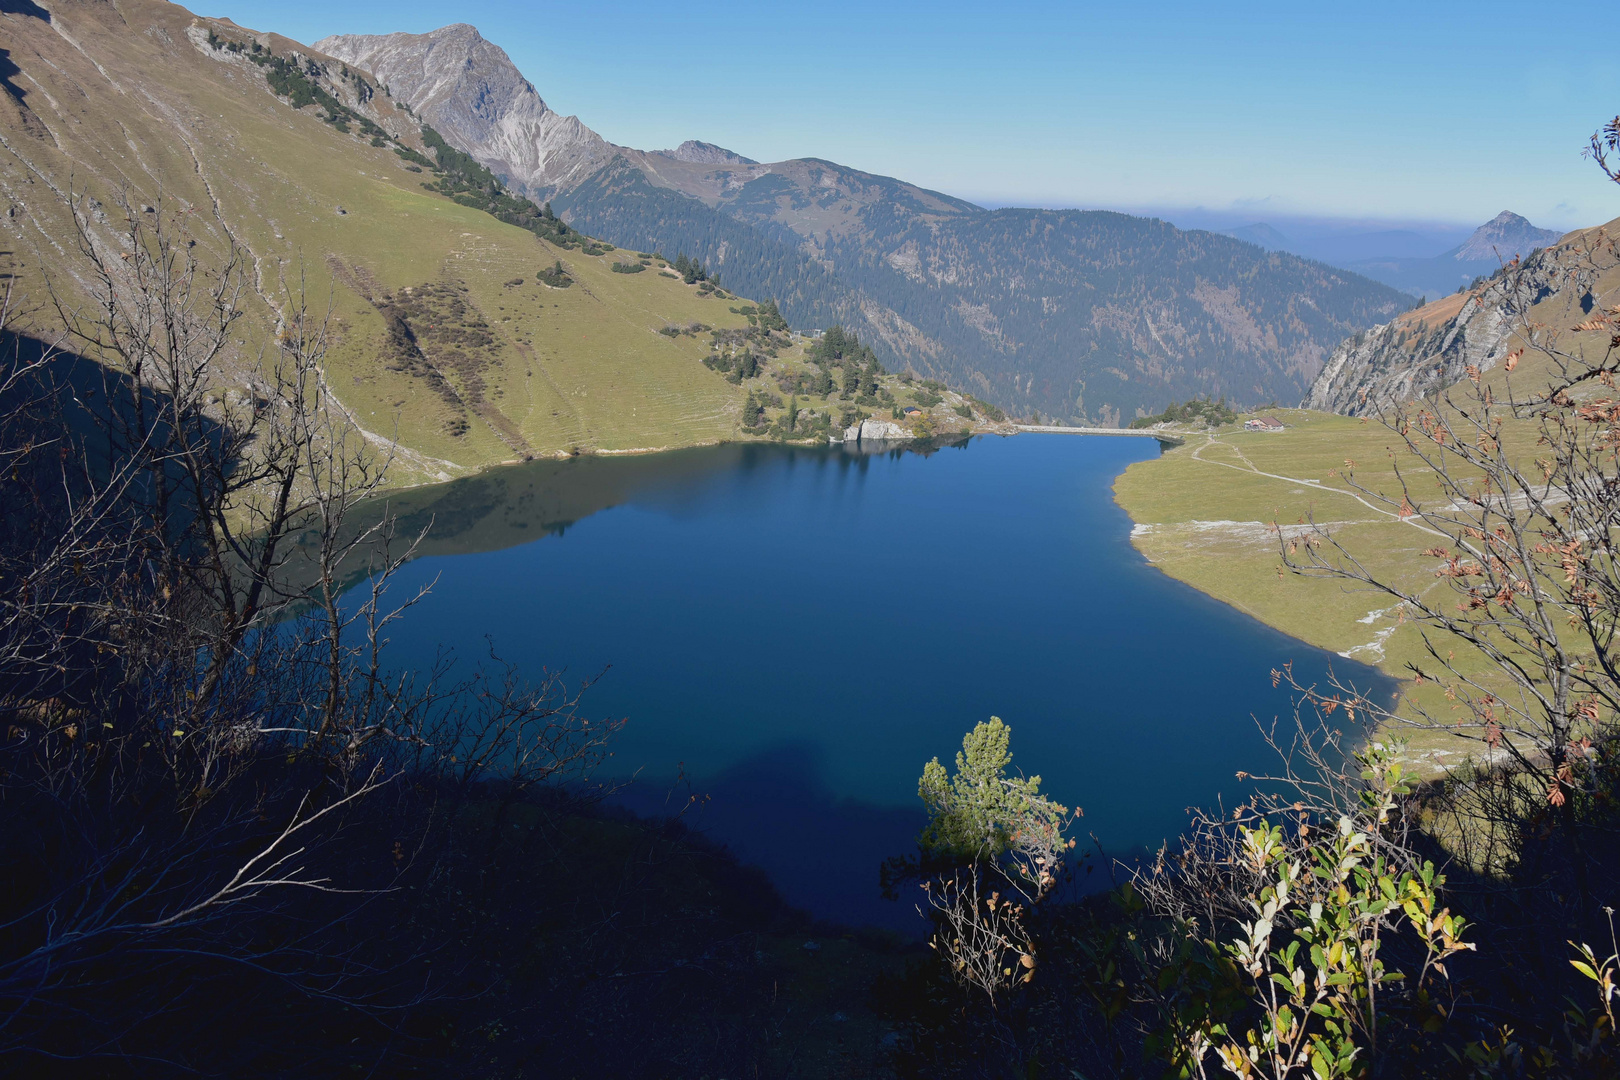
<box><xmin>1244</xmin><ymin>416</ymin><xmax>1285</xmax><ymax>432</ymax></box>
<box><xmin>902</xmin><ymin>406</ymin><xmax>923</xmax><ymax>417</ymax></box>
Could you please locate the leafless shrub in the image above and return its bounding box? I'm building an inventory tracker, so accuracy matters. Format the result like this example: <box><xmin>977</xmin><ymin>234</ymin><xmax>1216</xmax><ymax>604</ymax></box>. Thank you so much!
<box><xmin>925</xmin><ymin>869</ymin><xmax>1038</xmax><ymax>1010</ymax></box>
<box><xmin>0</xmin><ymin>189</ymin><xmax>621</xmax><ymax>1067</ymax></box>
<box><xmin>1274</xmin><ymin>220</ymin><xmax>1620</xmax><ymax>911</ymax></box>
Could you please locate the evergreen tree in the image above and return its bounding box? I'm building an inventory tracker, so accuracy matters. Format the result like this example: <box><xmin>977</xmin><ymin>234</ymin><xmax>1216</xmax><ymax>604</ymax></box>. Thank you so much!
<box><xmin>859</xmin><ymin>369</ymin><xmax>876</xmax><ymax>398</ymax></box>
<box><xmin>757</xmin><ymin>299</ymin><xmax>788</xmax><ymax>332</ymax></box>
<box><xmin>918</xmin><ymin>717</ymin><xmax>1066</xmax><ymax>863</ymax></box>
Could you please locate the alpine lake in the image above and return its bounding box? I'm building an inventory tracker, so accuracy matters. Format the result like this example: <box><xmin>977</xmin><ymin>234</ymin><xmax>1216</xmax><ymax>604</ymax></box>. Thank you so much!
<box><xmin>343</xmin><ymin>433</ymin><xmax>1392</xmax><ymax>934</ymax></box>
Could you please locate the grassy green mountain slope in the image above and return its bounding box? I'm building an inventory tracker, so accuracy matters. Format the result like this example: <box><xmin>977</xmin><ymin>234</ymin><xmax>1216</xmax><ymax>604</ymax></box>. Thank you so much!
<box><xmin>0</xmin><ymin>0</ymin><xmax>780</xmax><ymax>482</ymax></box>
<box><xmin>316</xmin><ymin>24</ymin><xmax>1416</xmax><ymax>427</ymax></box>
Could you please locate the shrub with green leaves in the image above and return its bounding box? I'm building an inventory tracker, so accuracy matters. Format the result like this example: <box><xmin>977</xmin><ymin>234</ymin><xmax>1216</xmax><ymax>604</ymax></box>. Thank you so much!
<box><xmin>1158</xmin><ymin>744</ymin><xmax>1473</xmax><ymax>1080</ymax></box>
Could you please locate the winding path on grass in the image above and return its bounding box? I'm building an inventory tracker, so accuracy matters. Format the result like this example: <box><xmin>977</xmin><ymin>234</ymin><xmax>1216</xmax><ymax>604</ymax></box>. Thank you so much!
<box><xmin>1187</xmin><ymin>433</ymin><xmax>1451</xmax><ymax>541</ymax></box>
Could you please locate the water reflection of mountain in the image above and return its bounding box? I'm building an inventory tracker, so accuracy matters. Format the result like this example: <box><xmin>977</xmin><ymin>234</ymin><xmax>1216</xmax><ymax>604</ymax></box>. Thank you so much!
<box><xmin>354</xmin><ymin>432</ymin><xmax>1398</xmax><ymax>928</ymax></box>
<box><xmin>322</xmin><ymin>436</ymin><xmax>976</xmax><ymax>572</ymax></box>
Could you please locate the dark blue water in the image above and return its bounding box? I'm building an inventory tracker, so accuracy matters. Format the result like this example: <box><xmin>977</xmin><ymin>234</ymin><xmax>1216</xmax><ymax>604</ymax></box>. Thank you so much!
<box><xmin>364</xmin><ymin>434</ymin><xmax>1389</xmax><ymax>932</ymax></box>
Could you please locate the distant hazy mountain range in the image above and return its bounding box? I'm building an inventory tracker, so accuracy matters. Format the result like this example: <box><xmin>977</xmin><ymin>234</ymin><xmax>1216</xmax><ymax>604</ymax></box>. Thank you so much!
<box><xmin>1220</xmin><ymin>211</ymin><xmax>1563</xmax><ymax>299</ymax></box>
<box><xmin>318</xmin><ymin>24</ymin><xmax>1410</xmax><ymax>423</ymax></box>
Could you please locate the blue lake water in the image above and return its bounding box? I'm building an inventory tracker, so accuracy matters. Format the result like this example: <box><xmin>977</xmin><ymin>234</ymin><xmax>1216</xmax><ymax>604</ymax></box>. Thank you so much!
<box><xmin>362</xmin><ymin>434</ymin><xmax>1390</xmax><ymax>932</ymax></box>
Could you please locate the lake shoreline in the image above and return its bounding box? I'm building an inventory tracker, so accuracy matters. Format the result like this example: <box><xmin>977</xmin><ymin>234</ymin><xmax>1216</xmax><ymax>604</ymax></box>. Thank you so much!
<box><xmin>361</xmin><ymin>433</ymin><xmax>1392</xmax><ymax>926</ymax></box>
<box><xmin>1107</xmin><ymin>422</ymin><xmax>1430</xmax><ymax>765</ymax></box>
<box><xmin>382</xmin><ymin>419</ymin><xmax>1026</xmax><ymax>497</ymax></box>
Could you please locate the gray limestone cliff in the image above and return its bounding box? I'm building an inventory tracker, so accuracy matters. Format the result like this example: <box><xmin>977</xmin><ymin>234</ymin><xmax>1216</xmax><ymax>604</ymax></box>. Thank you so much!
<box><xmin>858</xmin><ymin>418</ymin><xmax>910</xmax><ymax>442</ymax></box>
<box><xmin>1307</xmin><ymin>232</ymin><xmax>1607</xmax><ymax>415</ymax></box>
<box><xmin>314</xmin><ymin>24</ymin><xmax>612</xmax><ymax>196</ymax></box>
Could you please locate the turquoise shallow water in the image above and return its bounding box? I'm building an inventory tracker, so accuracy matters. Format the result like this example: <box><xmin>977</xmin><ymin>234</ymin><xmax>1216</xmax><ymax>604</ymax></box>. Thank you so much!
<box><xmin>361</xmin><ymin>434</ymin><xmax>1391</xmax><ymax>931</ymax></box>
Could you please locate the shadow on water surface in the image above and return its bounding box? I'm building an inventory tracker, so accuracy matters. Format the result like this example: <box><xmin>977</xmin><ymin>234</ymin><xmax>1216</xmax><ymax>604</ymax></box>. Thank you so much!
<box><xmin>297</xmin><ymin>437</ymin><xmax>972</xmax><ymax>595</ymax></box>
<box><xmin>609</xmin><ymin>742</ymin><xmax>931</xmax><ymax>936</ymax></box>
<box><xmin>341</xmin><ymin>433</ymin><xmax>1398</xmax><ymax>932</ymax></box>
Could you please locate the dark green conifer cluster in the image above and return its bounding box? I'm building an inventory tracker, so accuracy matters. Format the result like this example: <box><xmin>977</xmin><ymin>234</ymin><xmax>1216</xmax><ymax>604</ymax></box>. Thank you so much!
<box><xmin>671</xmin><ymin>253</ymin><xmax>727</xmax><ymax>296</ymax></box>
<box><xmin>536</xmin><ymin>260</ymin><xmax>573</xmax><ymax>289</ymax></box>
<box><xmin>207</xmin><ymin>31</ymin><xmax>387</xmax><ymax>140</ymax></box>
<box><xmin>1128</xmin><ymin>394</ymin><xmax>1237</xmax><ymax>429</ymax></box>
<box><xmin>418</xmin><ymin>128</ymin><xmax>613</xmax><ymax>254</ymax></box>
<box><xmin>808</xmin><ymin>325</ymin><xmax>892</xmax><ymax>408</ymax></box>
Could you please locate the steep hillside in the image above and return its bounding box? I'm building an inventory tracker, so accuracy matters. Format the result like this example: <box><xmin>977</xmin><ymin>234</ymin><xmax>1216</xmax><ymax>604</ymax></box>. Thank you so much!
<box><xmin>0</xmin><ymin>0</ymin><xmax>804</xmax><ymax>481</ymax></box>
<box><xmin>317</xmin><ymin>24</ymin><xmax>1413</xmax><ymax>425</ymax></box>
<box><xmin>812</xmin><ymin>206</ymin><xmax>1403</xmax><ymax>426</ymax></box>
<box><xmin>1308</xmin><ymin>217</ymin><xmax>1620</xmax><ymax>415</ymax></box>
<box><xmin>568</xmin><ymin>153</ymin><xmax>1409</xmax><ymax>424</ymax></box>
<box><xmin>311</xmin><ymin>24</ymin><xmax>612</xmax><ymax>195</ymax></box>
<box><xmin>551</xmin><ymin>157</ymin><xmax>868</xmax><ymax>339</ymax></box>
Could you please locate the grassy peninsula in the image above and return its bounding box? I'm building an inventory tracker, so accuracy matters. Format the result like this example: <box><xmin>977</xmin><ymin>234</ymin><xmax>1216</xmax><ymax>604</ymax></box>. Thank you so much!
<box><xmin>1113</xmin><ymin>409</ymin><xmax>1496</xmax><ymax>765</ymax></box>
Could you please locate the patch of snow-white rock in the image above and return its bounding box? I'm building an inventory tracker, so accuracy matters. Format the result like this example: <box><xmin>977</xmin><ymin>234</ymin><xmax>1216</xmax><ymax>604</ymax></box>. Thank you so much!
<box><xmin>858</xmin><ymin>419</ymin><xmax>910</xmax><ymax>442</ymax></box>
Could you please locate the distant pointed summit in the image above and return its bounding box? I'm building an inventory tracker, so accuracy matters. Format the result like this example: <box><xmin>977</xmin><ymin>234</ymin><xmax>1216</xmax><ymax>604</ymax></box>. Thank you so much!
<box><xmin>656</xmin><ymin>141</ymin><xmax>757</xmax><ymax>166</ymax></box>
<box><xmin>1451</xmin><ymin>211</ymin><xmax>1560</xmax><ymax>263</ymax></box>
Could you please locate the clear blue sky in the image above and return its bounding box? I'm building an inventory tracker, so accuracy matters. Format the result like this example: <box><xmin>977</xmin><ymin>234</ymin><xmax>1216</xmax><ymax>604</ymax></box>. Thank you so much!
<box><xmin>215</xmin><ymin>0</ymin><xmax>1620</xmax><ymax>230</ymax></box>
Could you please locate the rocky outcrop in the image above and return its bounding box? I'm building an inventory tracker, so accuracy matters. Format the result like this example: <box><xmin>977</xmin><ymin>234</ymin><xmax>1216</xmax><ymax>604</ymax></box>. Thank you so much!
<box><xmin>832</xmin><ymin>419</ymin><xmax>914</xmax><ymax>444</ymax></box>
<box><xmin>314</xmin><ymin>25</ymin><xmax>612</xmax><ymax>196</ymax></box>
<box><xmin>1307</xmin><ymin>298</ymin><xmax>1513</xmax><ymax>416</ymax></box>
<box><xmin>858</xmin><ymin>418</ymin><xmax>910</xmax><ymax>442</ymax></box>
<box><xmin>1307</xmin><ymin>228</ymin><xmax>1612</xmax><ymax>415</ymax></box>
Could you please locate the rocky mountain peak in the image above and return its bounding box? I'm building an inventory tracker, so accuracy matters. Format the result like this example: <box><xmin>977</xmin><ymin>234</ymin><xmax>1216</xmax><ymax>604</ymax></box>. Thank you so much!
<box><xmin>1307</xmin><ymin>222</ymin><xmax>1611</xmax><ymax>416</ymax></box>
<box><xmin>656</xmin><ymin>140</ymin><xmax>757</xmax><ymax>166</ymax></box>
<box><xmin>314</xmin><ymin>24</ymin><xmax>612</xmax><ymax>196</ymax></box>
<box><xmin>1451</xmin><ymin>210</ymin><xmax>1560</xmax><ymax>262</ymax></box>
